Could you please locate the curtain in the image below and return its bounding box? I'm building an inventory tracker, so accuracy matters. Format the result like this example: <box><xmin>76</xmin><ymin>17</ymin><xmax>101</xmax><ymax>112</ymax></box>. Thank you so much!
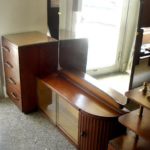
<box><xmin>120</xmin><ymin>0</ymin><xmax>140</xmax><ymax>72</ymax></box>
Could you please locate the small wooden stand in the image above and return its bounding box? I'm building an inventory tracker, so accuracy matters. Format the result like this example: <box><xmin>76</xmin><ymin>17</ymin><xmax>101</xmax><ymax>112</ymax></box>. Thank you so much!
<box><xmin>108</xmin><ymin>83</ymin><xmax>150</xmax><ymax>150</ymax></box>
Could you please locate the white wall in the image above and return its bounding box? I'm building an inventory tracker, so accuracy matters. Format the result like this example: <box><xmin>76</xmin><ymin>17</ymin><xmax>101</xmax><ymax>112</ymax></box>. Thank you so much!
<box><xmin>0</xmin><ymin>0</ymin><xmax>48</xmax><ymax>97</ymax></box>
<box><xmin>0</xmin><ymin>0</ymin><xmax>47</xmax><ymax>35</ymax></box>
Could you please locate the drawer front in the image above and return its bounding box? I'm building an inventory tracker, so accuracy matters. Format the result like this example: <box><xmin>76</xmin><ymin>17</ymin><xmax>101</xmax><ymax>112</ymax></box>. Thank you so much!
<box><xmin>2</xmin><ymin>38</ymin><xmax>17</xmax><ymax>54</ymax></box>
<box><xmin>2</xmin><ymin>46</ymin><xmax>19</xmax><ymax>70</ymax></box>
<box><xmin>5</xmin><ymin>75</ymin><xmax>21</xmax><ymax>90</ymax></box>
<box><xmin>6</xmin><ymin>83</ymin><xmax>21</xmax><ymax>102</ymax></box>
<box><xmin>3</xmin><ymin>60</ymin><xmax>20</xmax><ymax>83</ymax></box>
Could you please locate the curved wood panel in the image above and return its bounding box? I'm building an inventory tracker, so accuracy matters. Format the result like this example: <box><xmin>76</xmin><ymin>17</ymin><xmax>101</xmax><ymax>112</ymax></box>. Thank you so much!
<box><xmin>79</xmin><ymin>111</ymin><xmax>125</xmax><ymax>150</ymax></box>
<box><xmin>38</xmin><ymin>71</ymin><xmax>126</xmax><ymax>149</ymax></box>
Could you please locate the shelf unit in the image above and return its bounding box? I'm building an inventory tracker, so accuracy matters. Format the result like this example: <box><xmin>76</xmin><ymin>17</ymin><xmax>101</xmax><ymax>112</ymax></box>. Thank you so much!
<box><xmin>108</xmin><ymin>1</ymin><xmax>150</xmax><ymax>146</ymax></box>
<box><xmin>108</xmin><ymin>85</ymin><xmax>150</xmax><ymax>150</ymax></box>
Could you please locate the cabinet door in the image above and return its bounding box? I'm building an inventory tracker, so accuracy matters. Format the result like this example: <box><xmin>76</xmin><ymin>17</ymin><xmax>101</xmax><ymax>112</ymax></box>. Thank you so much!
<box><xmin>79</xmin><ymin>111</ymin><xmax>105</xmax><ymax>150</ymax></box>
<box><xmin>79</xmin><ymin>111</ymin><xmax>125</xmax><ymax>150</ymax></box>
<box><xmin>37</xmin><ymin>79</ymin><xmax>57</xmax><ymax>124</ymax></box>
<box><xmin>57</xmin><ymin>96</ymin><xmax>79</xmax><ymax>145</ymax></box>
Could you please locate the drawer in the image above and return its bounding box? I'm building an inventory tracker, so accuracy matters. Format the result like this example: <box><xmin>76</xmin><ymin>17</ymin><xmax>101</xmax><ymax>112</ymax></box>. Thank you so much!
<box><xmin>6</xmin><ymin>84</ymin><xmax>22</xmax><ymax>107</ymax></box>
<box><xmin>2</xmin><ymin>46</ymin><xmax>19</xmax><ymax>69</ymax></box>
<box><xmin>5</xmin><ymin>75</ymin><xmax>21</xmax><ymax>94</ymax></box>
<box><xmin>3</xmin><ymin>60</ymin><xmax>20</xmax><ymax>83</ymax></box>
<box><xmin>2</xmin><ymin>38</ymin><xmax>17</xmax><ymax>53</ymax></box>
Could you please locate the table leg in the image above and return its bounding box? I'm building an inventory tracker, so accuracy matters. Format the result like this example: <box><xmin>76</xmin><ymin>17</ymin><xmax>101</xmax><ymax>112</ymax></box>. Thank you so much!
<box><xmin>139</xmin><ymin>106</ymin><xmax>143</xmax><ymax>118</ymax></box>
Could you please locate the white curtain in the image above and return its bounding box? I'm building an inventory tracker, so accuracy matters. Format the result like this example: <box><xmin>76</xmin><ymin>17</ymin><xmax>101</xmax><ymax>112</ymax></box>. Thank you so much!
<box><xmin>119</xmin><ymin>0</ymin><xmax>140</xmax><ymax>72</ymax></box>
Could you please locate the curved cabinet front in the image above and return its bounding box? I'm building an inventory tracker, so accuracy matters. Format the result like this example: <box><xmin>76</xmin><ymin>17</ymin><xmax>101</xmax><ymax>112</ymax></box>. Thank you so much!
<box><xmin>37</xmin><ymin>73</ymin><xmax>126</xmax><ymax>150</ymax></box>
<box><xmin>79</xmin><ymin>111</ymin><xmax>125</xmax><ymax>150</ymax></box>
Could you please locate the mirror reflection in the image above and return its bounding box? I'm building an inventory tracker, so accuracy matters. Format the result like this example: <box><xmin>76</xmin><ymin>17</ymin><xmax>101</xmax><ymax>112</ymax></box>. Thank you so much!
<box><xmin>58</xmin><ymin>0</ymin><xmax>140</xmax><ymax>95</ymax></box>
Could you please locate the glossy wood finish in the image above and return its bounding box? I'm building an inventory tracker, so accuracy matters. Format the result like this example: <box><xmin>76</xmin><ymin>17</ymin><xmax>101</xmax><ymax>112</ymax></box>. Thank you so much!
<box><xmin>119</xmin><ymin>108</ymin><xmax>150</xmax><ymax>141</ymax></box>
<box><xmin>125</xmin><ymin>86</ymin><xmax>150</xmax><ymax>110</ymax></box>
<box><xmin>79</xmin><ymin>111</ymin><xmax>125</xmax><ymax>150</ymax></box>
<box><xmin>2</xmin><ymin>32</ymin><xmax>58</xmax><ymax>113</ymax></box>
<box><xmin>59</xmin><ymin>38</ymin><xmax>88</xmax><ymax>72</ymax></box>
<box><xmin>108</xmin><ymin>131</ymin><xmax>150</xmax><ymax>150</ymax></box>
<box><xmin>60</xmin><ymin>70</ymin><xmax>127</xmax><ymax>114</ymax></box>
<box><xmin>37</xmin><ymin>78</ymin><xmax>79</xmax><ymax>145</ymax></box>
<box><xmin>41</xmin><ymin>73</ymin><xmax>121</xmax><ymax>117</ymax></box>
<box><xmin>38</xmin><ymin>71</ymin><xmax>126</xmax><ymax>149</ymax></box>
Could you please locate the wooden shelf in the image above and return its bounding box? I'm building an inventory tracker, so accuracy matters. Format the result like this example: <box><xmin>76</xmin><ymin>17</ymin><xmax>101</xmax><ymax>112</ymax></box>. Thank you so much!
<box><xmin>125</xmin><ymin>86</ymin><xmax>150</xmax><ymax>110</ymax></box>
<box><xmin>119</xmin><ymin>108</ymin><xmax>150</xmax><ymax>141</ymax></box>
<box><xmin>108</xmin><ymin>131</ymin><xmax>150</xmax><ymax>150</ymax></box>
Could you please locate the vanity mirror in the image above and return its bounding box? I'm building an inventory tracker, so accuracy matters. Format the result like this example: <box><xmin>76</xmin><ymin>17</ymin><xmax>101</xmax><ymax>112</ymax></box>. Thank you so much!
<box><xmin>48</xmin><ymin>0</ymin><xmax>150</xmax><ymax>106</ymax></box>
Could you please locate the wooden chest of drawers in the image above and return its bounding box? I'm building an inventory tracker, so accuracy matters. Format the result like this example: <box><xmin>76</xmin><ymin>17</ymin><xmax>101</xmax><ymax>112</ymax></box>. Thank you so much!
<box><xmin>2</xmin><ymin>32</ymin><xmax>58</xmax><ymax>113</ymax></box>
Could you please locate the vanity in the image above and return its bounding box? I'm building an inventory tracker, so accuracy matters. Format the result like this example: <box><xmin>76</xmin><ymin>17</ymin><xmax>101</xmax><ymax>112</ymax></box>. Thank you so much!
<box><xmin>2</xmin><ymin>0</ymin><xmax>150</xmax><ymax>150</ymax></box>
<box><xmin>2</xmin><ymin>31</ymin><xmax>126</xmax><ymax>150</ymax></box>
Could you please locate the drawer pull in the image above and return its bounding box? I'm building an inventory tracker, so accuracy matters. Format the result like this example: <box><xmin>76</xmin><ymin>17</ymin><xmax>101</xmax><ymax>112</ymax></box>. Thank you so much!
<box><xmin>3</xmin><ymin>47</ymin><xmax>10</xmax><ymax>52</ymax></box>
<box><xmin>80</xmin><ymin>131</ymin><xmax>87</xmax><ymax>137</ymax></box>
<box><xmin>4</xmin><ymin>61</ymin><xmax>13</xmax><ymax>68</ymax></box>
<box><xmin>11</xmin><ymin>92</ymin><xmax>19</xmax><ymax>100</ymax></box>
<box><xmin>8</xmin><ymin>77</ymin><xmax>16</xmax><ymax>85</ymax></box>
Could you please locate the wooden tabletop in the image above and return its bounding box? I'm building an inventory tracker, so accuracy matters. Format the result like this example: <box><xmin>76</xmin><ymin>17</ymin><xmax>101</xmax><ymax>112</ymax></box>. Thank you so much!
<box><xmin>3</xmin><ymin>31</ymin><xmax>57</xmax><ymax>46</ymax></box>
<box><xmin>119</xmin><ymin>108</ymin><xmax>150</xmax><ymax>141</ymax></box>
<box><xmin>125</xmin><ymin>86</ymin><xmax>150</xmax><ymax>110</ymax></box>
<box><xmin>109</xmin><ymin>131</ymin><xmax>150</xmax><ymax>150</ymax></box>
<box><xmin>40</xmin><ymin>73</ymin><xmax>121</xmax><ymax>118</ymax></box>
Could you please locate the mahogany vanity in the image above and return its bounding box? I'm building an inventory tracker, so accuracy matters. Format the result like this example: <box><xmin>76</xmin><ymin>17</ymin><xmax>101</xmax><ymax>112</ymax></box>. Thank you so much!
<box><xmin>2</xmin><ymin>1</ymin><xmax>150</xmax><ymax>149</ymax></box>
<box><xmin>2</xmin><ymin>32</ymin><xmax>127</xmax><ymax>150</ymax></box>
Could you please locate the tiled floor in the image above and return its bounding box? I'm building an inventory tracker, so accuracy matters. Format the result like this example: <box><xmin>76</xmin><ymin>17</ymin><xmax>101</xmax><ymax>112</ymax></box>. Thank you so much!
<box><xmin>0</xmin><ymin>98</ymin><xmax>76</xmax><ymax>150</ymax></box>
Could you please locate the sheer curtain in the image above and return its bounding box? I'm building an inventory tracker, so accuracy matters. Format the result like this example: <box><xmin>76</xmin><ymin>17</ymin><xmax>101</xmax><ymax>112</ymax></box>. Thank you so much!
<box><xmin>119</xmin><ymin>0</ymin><xmax>140</xmax><ymax>72</ymax></box>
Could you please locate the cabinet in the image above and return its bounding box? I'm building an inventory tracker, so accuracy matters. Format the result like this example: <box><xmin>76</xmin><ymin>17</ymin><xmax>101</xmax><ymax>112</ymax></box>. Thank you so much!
<box><xmin>79</xmin><ymin>110</ymin><xmax>125</xmax><ymax>150</ymax></box>
<box><xmin>2</xmin><ymin>32</ymin><xmax>58</xmax><ymax>113</ymax></box>
<box><xmin>37</xmin><ymin>71</ymin><xmax>126</xmax><ymax>150</ymax></box>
